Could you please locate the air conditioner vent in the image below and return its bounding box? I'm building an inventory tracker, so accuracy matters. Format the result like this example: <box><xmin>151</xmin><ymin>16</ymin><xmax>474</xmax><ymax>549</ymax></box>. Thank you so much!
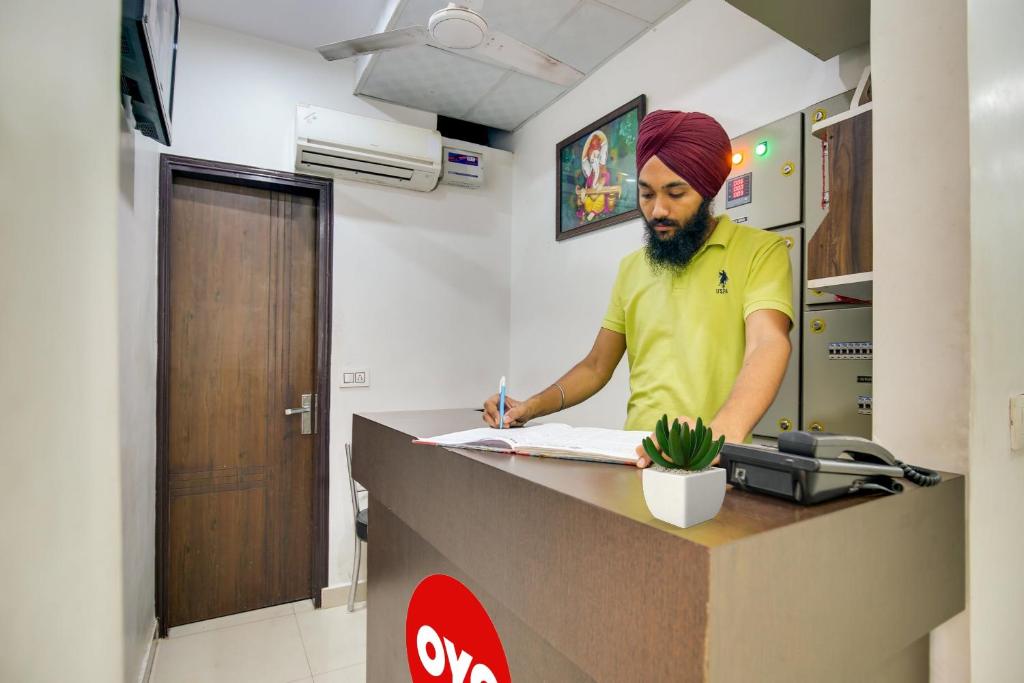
<box><xmin>298</xmin><ymin>151</ymin><xmax>415</xmax><ymax>181</ymax></box>
<box><xmin>294</xmin><ymin>104</ymin><xmax>442</xmax><ymax>192</ymax></box>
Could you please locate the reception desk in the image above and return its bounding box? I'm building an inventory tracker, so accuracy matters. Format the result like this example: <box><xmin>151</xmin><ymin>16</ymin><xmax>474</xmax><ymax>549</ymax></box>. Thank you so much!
<box><xmin>351</xmin><ymin>409</ymin><xmax>964</xmax><ymax>682</ymax></box>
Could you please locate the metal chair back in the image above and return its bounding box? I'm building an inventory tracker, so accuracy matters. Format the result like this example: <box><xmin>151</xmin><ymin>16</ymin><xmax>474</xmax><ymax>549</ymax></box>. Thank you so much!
<box><xmin>346</xmin><ymin>443</ymin><xmax>366</xmax><ymax>517</ymax></box>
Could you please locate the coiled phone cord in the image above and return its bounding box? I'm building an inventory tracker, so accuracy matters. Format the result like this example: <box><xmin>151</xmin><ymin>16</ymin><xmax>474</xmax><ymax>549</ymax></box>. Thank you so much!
<box><xmin>893</xmin><ymin>459</ymin><xmax>942</xmax><ymax>487</ymax></box>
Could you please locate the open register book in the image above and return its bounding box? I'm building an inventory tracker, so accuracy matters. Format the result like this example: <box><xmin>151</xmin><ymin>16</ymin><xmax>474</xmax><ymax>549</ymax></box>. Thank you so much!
<box><xmin>414</xmin><ymin>423</ymin><xmax>648</xmax><ymax>465</ymax></box>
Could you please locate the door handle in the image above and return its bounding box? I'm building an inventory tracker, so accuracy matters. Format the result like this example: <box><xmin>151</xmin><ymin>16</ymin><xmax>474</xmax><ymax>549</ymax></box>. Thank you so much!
<box><xmin>285</xmin><ymin>393</ymin><xmax>315</xmax><ymax>435</ymax></box>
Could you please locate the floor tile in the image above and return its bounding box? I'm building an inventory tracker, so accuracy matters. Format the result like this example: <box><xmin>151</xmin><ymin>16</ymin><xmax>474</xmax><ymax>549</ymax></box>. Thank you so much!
<box><xmin>296</xmin><ymin>605</ymin><xmax>367</xmax><ymax>675</ymax></box>
<box><xmin>152</xmin><ymin>614</ymin><xmax>310</xmax><ymax>683</ymax></box>
<box><xmin>168</xmin><ymin>602</ymin><xmax>295</xmax><ymax>638</ymax></box>
<box><xmin>292</xmin><ymin>598</ymin><xmax>316</xmax><ymax>614</ymax></box>
<box><xmin>314</xmin><ymin>662</ymin><xmax>366</xmax><ymax>683</ymax></box>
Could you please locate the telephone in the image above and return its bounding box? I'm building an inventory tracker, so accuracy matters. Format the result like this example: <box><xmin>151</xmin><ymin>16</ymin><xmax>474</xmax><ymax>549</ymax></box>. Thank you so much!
<box><xmin>719</xmin><ymin>432</ymin><xmax>941</xmax><ymax>505</ymax></box>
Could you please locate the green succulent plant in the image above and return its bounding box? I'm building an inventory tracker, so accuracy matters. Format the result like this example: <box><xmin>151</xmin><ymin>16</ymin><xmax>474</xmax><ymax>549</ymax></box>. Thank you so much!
<box><xmin>642</xmin><ymin>414</ymin><xmax>725</xmax><ymax>471</ymax></box>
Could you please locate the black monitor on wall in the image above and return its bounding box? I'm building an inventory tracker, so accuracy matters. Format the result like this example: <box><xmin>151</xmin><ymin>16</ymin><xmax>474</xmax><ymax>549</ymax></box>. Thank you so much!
<box><xmin>120</xmin><ymin>0</ymin><xmax>179</xmax><ymax>145</ymax></box>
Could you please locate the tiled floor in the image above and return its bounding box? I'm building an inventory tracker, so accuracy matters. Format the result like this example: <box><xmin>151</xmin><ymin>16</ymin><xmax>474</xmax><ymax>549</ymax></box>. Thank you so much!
<box><xmin>151</xmin><ymin>600</ymin><xmax>367</xmax><ymax>683</ymax></box>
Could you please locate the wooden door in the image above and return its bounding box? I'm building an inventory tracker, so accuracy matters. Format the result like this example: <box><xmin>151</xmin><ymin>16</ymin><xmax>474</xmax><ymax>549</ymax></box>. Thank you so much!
<box><xmin>163</xmin><ymin>174</ymin><xmax>318</xmax><ymax>627</ymax></box>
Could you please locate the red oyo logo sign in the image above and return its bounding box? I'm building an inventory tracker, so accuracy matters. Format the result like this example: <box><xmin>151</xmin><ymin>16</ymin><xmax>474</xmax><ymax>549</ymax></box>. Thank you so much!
<box><xmin>405</xmin><ymin>574</ymin><xmax>511</xmax><ymax>683</ymax></box>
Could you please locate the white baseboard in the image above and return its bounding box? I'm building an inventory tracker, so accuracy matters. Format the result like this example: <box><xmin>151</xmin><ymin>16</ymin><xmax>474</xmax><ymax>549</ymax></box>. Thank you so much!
<box><xmin>321</xmin><ymin>581</ymin><xmax>367</xmax><ymax>609</ymax></box>
<box><xmin>138</xmin><ymin>618</ymin><xmax>159</xmax><ymax>683</ymax></box>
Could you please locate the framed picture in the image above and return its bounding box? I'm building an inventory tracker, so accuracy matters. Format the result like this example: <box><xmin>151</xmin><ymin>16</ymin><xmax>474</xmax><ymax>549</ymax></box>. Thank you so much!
<box><xmin>556</xmin><ymin>95</ymin><xmax>646</xmax><ymax>241</ymax></box>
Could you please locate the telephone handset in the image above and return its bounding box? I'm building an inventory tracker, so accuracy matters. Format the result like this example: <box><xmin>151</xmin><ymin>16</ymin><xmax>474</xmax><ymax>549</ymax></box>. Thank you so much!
<box><xmin>778</xmin><ymin>431</ymin><xmax>897</xmax><ymax>464</ymax></box>
<box><xmin>719</xmin><ymin>432</ymin><xmax>941</xmax><ymax>505</ymax></box>
<box><xmin>778</xmin><ymin>432</ymin><xmax>942</xmax><ymax>487</ymax></box>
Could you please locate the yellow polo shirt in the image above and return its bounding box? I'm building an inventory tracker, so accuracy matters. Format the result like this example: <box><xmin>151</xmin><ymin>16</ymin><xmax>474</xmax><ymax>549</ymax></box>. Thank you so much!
<box><xmin>602</xmin><ymin>215</ymin><xmax>793</xmax><ymax>434</ymax></box>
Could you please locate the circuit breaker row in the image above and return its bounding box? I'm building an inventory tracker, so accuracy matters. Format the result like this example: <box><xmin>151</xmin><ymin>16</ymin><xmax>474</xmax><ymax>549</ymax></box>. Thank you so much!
<box><xmin>828</xmin><ymin>341</ymin><xmax>873</xmax><ymax>360</ymax></box>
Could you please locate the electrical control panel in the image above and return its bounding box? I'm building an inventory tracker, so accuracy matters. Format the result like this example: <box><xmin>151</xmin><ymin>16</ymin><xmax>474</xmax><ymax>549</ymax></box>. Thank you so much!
<box><xmin>752</xmin><ymin>225</ymin><xmax>803</xmax><ymax>439</ymax></box>
<box><xmin>714</xmin><ymin>112</ymin><xmax>803</xmax><ymax>230</ymax></box>
<box><xmin>802</xmin><ymin>306</ymin><xmax>873</xmax><ymax>438</ymax></box>
<box><xmin>721</xmin><ymin>97</ymin><xmax>873</xmax><ymax>443</ymax></box>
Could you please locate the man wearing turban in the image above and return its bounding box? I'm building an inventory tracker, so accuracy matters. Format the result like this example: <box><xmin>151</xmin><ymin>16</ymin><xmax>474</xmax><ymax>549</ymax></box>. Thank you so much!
<box><xmin>485</xmin><ymin>111</ymin><xmax>794</xmax><ymax>467</ymax></box>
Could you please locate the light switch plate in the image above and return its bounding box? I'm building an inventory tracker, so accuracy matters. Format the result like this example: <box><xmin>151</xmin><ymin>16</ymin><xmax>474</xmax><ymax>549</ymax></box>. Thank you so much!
<box><xmin>341</xmin><ymin>369</ymin><xmax>370</xmax><ymax>388</ymax></box>
<box><xmin>1011</xmin><ymin>395</ymin><xmax>1024</xmax><ymax>451</ymax></box>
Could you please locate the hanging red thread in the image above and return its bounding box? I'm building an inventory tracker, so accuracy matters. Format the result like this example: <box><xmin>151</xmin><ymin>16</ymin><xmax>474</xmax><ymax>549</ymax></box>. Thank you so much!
<box><xmin>820</xmin><ymin>137</ymin><xmax>830</xmax><ymax>210</ymax></box>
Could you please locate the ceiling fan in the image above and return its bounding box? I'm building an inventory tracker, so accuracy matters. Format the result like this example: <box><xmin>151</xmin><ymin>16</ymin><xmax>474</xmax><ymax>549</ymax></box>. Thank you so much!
<box><xmin>316</xmin><ymin>1</ymin><xmax>584</xmax><ymax>87</ymax></box>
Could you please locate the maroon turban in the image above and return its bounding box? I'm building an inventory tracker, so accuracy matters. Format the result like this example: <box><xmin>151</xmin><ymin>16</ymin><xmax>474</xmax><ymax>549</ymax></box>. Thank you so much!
<box><xmin>636</xmin><ymin>110</ymin><xmax>732</xmax><ymax>200</ymax></box>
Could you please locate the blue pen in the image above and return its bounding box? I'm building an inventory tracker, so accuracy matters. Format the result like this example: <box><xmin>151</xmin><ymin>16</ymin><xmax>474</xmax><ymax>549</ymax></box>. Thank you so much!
<box><xmin>498</xmin><ymin>376</ymin><xmax>506</xmax><ymax>430</ymax></box>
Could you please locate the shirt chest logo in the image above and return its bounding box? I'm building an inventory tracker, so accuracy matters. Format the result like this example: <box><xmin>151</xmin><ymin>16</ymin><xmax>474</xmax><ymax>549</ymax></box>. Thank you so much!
<box><xmin>716</xmin><ymin>269</ymin><xmax>730</xmax><ymax>294</ymax></box>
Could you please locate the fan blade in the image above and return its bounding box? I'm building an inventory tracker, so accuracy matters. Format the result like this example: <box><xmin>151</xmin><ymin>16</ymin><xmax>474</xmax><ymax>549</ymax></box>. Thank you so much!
<box><xmin>465</xmin><ymin>30</ymin><xmax>583</xmax><ymax>87</ymax></box>
<box><xmin>317</xmin><ymin>26</ymin><xmax>428</xmax><ymax>61</ymax></box>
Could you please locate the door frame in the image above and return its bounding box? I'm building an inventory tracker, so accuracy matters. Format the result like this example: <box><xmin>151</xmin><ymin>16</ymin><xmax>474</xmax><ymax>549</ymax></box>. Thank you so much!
<box><xmin>156</xmin><ymin>154</ymin><xmax>333</xmax><ymax>637</ymax></box>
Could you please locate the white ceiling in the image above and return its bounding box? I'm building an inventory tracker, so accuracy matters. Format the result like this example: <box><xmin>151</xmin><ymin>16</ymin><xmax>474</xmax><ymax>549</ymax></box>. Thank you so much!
<box><xmin>178</xmin><ymin>0</ymin><xmax>390</xmax><ymax>50</ymax></box>
<box><xmin>180</xmin><ymin>0</ymin><xmax>688</xmax><ymax>131</ymax></box>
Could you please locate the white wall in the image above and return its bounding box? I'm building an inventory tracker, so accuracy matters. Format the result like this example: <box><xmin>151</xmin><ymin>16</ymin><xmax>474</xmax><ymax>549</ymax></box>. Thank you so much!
<box><xmin>508</xmin><ymin>0</ymin><xmax>869</xmax><ymax>428</ymax></box>
<box><xmin>0</xmin><ymin>1</ymin><xmax>126</xmax><ymax>681</ymax></box>
<box><xmin>872</xmin><ymin>0</ymin><xmax>971</xmax><ymax>479</ymax></box>
<box><xmin>327</xmin><ymin>153</ymin><xmax>512</xmax><ymax>587</ymax></box>
<box><xmin>168</xmin><ymin>19</ymin><xmax>435</xmax><ymax>169</ymax></box>
<box><xmin>871</xmin><ymin>0</ymin><xmax>972</xmax><ymax>680</ymax></box>
<box><xmin>168</xmin><ymin>19</ymin><xmax>513</xmax><ymax>588</ymax></box>
<box><xmin>117</xmin><ymin>117</ymin><xmax>161</xmax><ymax>680</ymax></box>
<box><xmin>966</xmin><ymin>0</ymin><xmax>1024</xmax><ymax>679</ymax></box>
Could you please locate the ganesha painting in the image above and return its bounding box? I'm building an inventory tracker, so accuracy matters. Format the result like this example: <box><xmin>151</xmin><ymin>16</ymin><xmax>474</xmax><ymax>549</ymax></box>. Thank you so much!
<box><xmin>557</xmin><ymin>96</ymin><xmax>644</xmax><ymax>240</ymax></box>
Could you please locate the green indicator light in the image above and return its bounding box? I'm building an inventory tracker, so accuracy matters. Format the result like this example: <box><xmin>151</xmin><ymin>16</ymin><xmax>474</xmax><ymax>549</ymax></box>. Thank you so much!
<box><xmin>755</xmin><ymin>140</ymin><xmax>769</xmax><ymax>157</ymax></box>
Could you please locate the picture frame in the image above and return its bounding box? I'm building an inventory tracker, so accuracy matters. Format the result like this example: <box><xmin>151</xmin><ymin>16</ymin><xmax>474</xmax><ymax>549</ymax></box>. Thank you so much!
<box><xmin>556</xmin><ymin>95</ymin><xmax>647</xmax><ymax>241</ymax></box>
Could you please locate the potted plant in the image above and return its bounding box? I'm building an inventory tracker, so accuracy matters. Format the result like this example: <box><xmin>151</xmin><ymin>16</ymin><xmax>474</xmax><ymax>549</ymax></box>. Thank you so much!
<box><xmin>640</xmin><ymin>415</ymin><xmax>727</xmax><ymax>528</ymax></box>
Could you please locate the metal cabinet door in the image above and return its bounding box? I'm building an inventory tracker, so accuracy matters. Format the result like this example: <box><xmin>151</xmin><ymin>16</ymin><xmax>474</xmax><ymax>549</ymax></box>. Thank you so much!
<box><xmin>753</xmin><ymin>225</ymin><xmax>803</xmax><ymax>438</ymax></box>
<box><xmin>801</xmin><ymin>305</ymin><xmax>872</xmax><ymax>438</ymax></box>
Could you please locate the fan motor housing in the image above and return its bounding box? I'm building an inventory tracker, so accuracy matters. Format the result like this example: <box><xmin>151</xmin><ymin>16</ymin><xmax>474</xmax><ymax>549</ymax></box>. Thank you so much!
<box><xmin>428</xmin><ymin>7</ymin><xmax>487</xmax><ymax>49</ymax></box>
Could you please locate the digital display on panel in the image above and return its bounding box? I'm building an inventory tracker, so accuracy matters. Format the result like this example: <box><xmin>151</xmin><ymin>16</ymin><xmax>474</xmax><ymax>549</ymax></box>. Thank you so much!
<box><xmin>725</xmin><ymin>172</ymin><xmax>752</xmax><ymax>209</ymax></box>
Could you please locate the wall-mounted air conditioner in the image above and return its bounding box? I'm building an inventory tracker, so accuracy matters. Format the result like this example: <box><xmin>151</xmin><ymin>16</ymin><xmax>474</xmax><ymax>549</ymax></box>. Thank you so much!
<box><xmin>295</xmin><ymin>104</ymin><xmax>442</xmax><ymax>192</ymax></box>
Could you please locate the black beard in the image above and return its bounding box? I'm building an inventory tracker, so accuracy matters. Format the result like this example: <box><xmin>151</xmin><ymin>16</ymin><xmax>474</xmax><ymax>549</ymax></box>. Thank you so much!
<box><xmin>643</xmin><ymin>199</ymin><xmax>715</xmax><ymax>273</ymax></box>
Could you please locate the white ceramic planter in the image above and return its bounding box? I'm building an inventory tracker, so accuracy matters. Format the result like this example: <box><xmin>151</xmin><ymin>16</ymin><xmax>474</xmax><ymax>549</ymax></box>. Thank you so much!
<box><xmin>642</xmin><ymin>465</ymin><xmax>727</xmax><ymax>528</ymax></box>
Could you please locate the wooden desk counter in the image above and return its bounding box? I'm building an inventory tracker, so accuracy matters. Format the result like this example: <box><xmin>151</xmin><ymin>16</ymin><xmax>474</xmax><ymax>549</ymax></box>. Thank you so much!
<box><xmin>352</xmin><ymin>409</ymin><xmax>964</xmax><ymax>682</ymax></box>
